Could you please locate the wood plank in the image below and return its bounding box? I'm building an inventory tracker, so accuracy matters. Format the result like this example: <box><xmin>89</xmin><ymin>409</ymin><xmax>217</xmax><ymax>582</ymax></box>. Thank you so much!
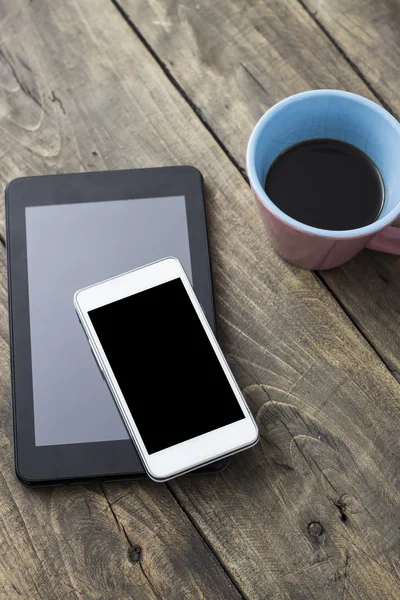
<box><xmin>302</xmin><ymin>0</ymin><xmax>400</xmax><ymax>115</ymax></box>
<box><xmin>0</xmin><ymin>255</ymin><xmax>240</xmax><ymax>598</ymax></box>
<box><xmin>118</xmin><ymin>0</ymin><xmax>400</xmax><ymax>380</ymax></box>
<box><xmin>1</xmin><ymin>0</ymin><xmax>400</xmax><ymax>598</ymax></box>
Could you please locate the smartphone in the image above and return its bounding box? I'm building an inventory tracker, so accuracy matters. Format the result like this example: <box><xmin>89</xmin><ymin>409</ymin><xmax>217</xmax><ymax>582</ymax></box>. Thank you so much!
<box><xmin>74</xmin><ymin>257</ymin><xmax>259</xmax><ymax>481</ymax></box>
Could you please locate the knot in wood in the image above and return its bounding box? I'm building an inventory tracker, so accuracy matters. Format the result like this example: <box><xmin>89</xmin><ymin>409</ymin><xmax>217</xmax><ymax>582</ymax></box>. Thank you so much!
<box><xmin>128</xmin><ymin>545</ymin><xmax>142</xmax><ymax>563</ymax></box>
<box><xmin>308</xmin><ymin>522</ymin><xmax>323</xmax><ymax>537</ymax></box>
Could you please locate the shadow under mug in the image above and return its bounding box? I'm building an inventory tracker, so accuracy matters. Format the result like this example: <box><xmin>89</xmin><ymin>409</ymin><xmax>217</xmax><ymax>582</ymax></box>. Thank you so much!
<box><xmin>246</xmin><ymin>90</ymin><xmax>400</xmax><ymax>270</ymax></box>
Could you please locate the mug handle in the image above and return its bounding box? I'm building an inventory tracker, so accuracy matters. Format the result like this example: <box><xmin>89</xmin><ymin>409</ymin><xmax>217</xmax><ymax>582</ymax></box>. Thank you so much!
<box><xmin>367</xmin><ymin>226</ymin><xmax>400</xmax><ymax>254</ymax></box>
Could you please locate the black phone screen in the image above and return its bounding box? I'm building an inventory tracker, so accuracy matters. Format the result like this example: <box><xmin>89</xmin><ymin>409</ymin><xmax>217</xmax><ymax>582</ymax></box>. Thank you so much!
<box><xmin>88</xmin><ymin>278</ymin><xmax>245</xmax><ymax>454</ymax></box>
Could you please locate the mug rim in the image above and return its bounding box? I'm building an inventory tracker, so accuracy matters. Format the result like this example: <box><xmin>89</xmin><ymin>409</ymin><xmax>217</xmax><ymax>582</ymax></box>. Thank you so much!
<box><xmin>246</xmin><ymin>89</ymin><xmax>400</xmax><ymax>239</ymax></box>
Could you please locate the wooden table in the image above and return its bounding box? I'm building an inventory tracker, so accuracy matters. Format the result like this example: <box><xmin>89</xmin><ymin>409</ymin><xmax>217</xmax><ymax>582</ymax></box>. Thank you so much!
<box><xmin>1</xmin><ymin>1</ymin><xmax>400</xmax><ymax>598</ymax></box>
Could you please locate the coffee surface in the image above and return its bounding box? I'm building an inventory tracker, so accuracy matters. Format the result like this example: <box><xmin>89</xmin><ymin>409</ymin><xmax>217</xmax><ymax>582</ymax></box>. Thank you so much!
<box><xmin>265</xmin><ymin>138</ymin><xmax>384</xmax><ymax>230</ymax></box>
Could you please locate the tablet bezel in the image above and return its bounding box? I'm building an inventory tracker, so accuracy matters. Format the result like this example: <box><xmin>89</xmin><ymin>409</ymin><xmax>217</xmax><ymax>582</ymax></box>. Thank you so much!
<box><xmin>6</xmin><ymin>166</ymin><xmax>224</xmax><ymax>485</ymax></box>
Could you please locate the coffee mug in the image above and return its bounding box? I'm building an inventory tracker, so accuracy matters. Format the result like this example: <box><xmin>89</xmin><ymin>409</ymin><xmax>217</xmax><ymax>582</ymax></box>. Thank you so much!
<box><xmin>246</xmin><ymin>90</ymin><xmax>400</xmax><ymax>269</ymax></box>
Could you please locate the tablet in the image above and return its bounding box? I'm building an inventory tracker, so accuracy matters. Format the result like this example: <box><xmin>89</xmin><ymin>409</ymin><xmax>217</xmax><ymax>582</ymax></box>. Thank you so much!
<box><xmin>6</xmin><ymin>167</ymin><xmax>227</xmax><ymax>485</ymax></box>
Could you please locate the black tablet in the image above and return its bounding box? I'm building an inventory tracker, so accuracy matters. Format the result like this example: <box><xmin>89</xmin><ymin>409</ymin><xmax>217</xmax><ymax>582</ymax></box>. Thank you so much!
<box><xmin>6</xmin><ymin>166</ymin><xmax>227</xmax><ymax>485</ymax></box>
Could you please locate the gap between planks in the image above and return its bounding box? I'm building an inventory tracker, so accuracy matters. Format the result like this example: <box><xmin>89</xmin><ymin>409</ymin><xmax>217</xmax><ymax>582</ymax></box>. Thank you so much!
<box><xmin>100</xmin><ymin>480</ymin><xmax>248</xmax><ymax>600</ymax></box>
<box><xmin>108</xmin><ymin>0</ymin><xmax>400</xmax><ymax>387</ymax></box>
<box><xmin>166</xmin><ymin>482</ymin><xmax>248</xmax><ymax>600</ymax></box>
<box><xmin>295</xmin><ymin>0</ymin><xmax>398</xmax><ymax>119</ymax></box>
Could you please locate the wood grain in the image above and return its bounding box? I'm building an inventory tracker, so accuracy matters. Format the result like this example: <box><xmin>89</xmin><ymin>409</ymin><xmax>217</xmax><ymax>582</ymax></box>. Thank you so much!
<box><xmin>0</xmin><ymin>0</ymin><xmax>399</xmax><ymax>598</ymax></box>
<box><xmin>302</xmin><ymin>0</ymin><xmax>400</xmax><ymax>114</ymax></box>
<box><xmin>119</xmin><ymin>0</ymin><xmax>400</xmax><ymax>379</ymax></box>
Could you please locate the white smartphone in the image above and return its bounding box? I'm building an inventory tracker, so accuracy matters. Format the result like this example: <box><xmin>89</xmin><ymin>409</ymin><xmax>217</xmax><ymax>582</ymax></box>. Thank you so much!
<box><xmin>74</xmin><ymin>257</ymin><xmax>259</xmax><ymax>481</ymax></box>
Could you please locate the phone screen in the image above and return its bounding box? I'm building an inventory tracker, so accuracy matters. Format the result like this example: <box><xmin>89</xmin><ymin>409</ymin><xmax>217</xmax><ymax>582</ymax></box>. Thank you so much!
<box><xmin>88</xmin><ymin>277</ymin><xmax>245</xmax><ymax>454</ymax></box>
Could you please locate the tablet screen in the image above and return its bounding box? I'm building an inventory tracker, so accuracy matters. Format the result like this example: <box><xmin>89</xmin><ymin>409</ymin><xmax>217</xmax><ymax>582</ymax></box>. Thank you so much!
<box><xmin>25</xmin><ymin>196</ymin><xmax>192</xmax><ymax>446</ymax></box>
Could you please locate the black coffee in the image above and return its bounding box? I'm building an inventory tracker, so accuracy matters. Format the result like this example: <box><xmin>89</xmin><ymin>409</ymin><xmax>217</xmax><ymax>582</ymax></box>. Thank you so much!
<box><xmin>264</xmin><ymin>138</ymin><xmax>384</xmax><ymax>230</ymax></box>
